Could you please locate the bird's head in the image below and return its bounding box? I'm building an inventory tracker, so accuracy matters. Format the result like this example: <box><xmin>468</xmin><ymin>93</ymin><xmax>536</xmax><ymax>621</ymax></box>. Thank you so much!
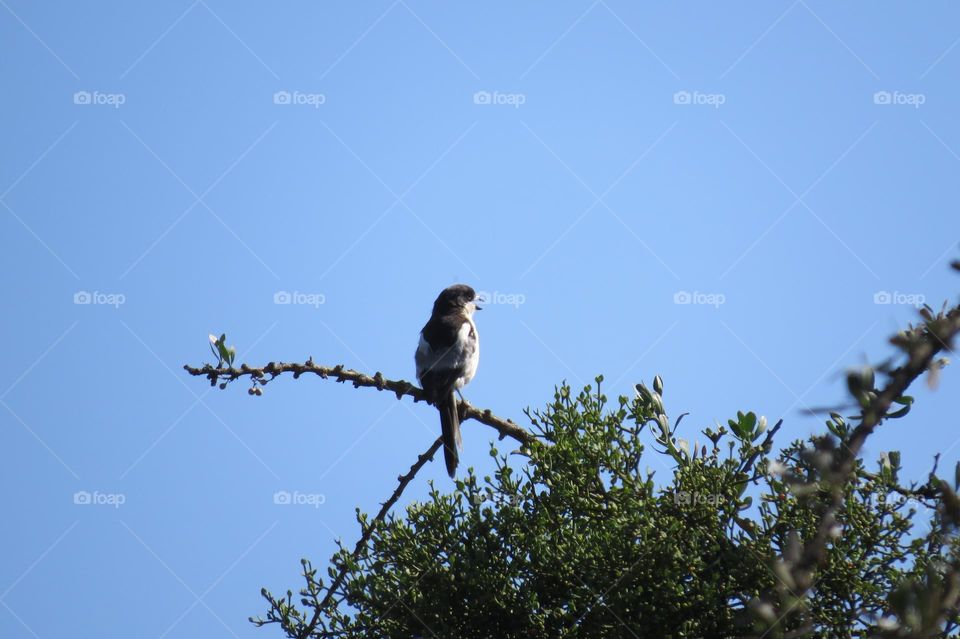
<box><xmin>433</xmin><ymin>284</ymin><xmax>481</xmax><ymax>316</ymax></box>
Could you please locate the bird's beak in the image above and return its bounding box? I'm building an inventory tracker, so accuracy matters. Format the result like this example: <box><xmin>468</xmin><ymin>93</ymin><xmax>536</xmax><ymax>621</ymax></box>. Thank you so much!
<box><xmin>475</xmin><ymin>303</ymin><xmax>483</xmax><ymax>310</ymax></box>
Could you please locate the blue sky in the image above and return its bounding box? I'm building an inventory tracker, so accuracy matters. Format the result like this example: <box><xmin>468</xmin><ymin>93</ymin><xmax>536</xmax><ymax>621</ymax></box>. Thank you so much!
<box><xmin>2</xmin><ymin>1</ymin><xmax>959</xmax><ymax>637</ymax></box>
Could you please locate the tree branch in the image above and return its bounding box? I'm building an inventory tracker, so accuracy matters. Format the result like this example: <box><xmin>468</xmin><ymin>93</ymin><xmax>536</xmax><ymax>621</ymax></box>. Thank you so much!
<box><xmin>183</xmin><ymin>358</ymin><xmax>536</xmax><ymax>639</ymax></box>
<box><xmin>185</xmin><ymin>359</ymin><xmax>535</xmax><ymax>636</ymax></box>
<box><xmin>799</xmin><ymin>306</ymin><xmax>960</xmax><ymax>573</ymax></box>
<box><xmin>759</xmin><ymin>301</ymin><xmax>960</xmax><ymax>629</ymax></box>
<box><xmin>182</xmin><ymin>360</ymin><xmax>534</xmax><ymax>446</ymax></box>
<box><xmin>299</xmin><ymin>437</ymin><xmax>444</xmax><ymax>639</ymax></box>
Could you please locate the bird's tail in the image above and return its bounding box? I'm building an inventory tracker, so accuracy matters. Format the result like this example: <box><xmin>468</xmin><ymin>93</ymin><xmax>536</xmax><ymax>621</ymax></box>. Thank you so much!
<box><xmin>439</xmin><ymin>392</ymin><xmax>461</xmax><ymax>478</ymax></box>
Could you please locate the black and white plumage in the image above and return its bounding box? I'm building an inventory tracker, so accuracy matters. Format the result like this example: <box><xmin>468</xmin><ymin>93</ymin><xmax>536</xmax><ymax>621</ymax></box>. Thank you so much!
<box><xmin>415</xmin><ymin>284</ymin><xmax>481</xmax><ymax>477</ymax></box>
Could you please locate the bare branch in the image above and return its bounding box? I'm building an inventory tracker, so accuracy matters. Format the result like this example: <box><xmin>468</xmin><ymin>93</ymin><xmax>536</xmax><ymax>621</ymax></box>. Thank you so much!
<box><xmin>300</xmin><ymin>437</ymin><xmax>444</xmax><ymax>639</ymax></box>
<box><xmin>183</xmin><ymin>360</ymin><xmax>534</xmax><ymax>446</ymax></box>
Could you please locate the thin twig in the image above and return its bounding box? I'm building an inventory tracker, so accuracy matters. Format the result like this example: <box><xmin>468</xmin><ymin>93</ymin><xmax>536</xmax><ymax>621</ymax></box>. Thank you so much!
<box><xmin>299</xmin><ymin>437</ymin><xmax>444</xmax><ymax>639</ymax></box>
<box><xmin>738</xmin><ymin>418</ymin><xmax>784</xmax><ymax>477</ymax></box>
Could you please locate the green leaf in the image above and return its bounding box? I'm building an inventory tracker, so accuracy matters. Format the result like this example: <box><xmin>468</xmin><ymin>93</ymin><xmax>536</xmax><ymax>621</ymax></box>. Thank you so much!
<box><xmin>217</xmin><ymin>338</ymin><xmax>231</xmax><ymax>363</ymax></box>
<box><xmin>888</xmin><ymin>405</ymin><xmax>911</xmax><ymax>419</ymax></box>
<box><xmin>729</xmin><ymin>411</ymin><xmax>758</xmax><ymax>440</ymax></box>
<box><xmin>209</xmin><ymin>333</ymin><xmax>224</xmax><ymax>364</ymax></box>
<box><xmin>728</xmin><ymin>419</ymin><xmax>747</xmax><ymax>439</ymax></box>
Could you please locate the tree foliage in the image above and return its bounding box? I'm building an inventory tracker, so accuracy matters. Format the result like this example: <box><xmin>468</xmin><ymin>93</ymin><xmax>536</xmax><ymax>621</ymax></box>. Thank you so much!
<box><xmin>256</xmin><ymin>365</ymin><xmax>958</xmax><ymax>636</ymax></box>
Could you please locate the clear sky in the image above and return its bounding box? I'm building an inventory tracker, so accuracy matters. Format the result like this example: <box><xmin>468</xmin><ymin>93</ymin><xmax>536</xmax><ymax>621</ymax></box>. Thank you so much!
<box><xmin>2</xmin><ymin>2</ymin><xmax>959</xmax><ymax>637</ymax></box>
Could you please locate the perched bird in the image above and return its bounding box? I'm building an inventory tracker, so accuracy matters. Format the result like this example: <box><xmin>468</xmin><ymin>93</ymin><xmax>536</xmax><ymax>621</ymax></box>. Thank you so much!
<box><xmin>415</xmin><ymin>284</ymin><xmax>481</xmax><ymax>477</ymax></box>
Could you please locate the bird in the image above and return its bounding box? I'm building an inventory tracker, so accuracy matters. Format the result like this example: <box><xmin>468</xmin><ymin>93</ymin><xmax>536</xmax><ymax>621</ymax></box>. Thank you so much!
<box><xmin>415</xmin><ymin>284</ymin><xmax>481</xmax><ymax>477</ymax></box>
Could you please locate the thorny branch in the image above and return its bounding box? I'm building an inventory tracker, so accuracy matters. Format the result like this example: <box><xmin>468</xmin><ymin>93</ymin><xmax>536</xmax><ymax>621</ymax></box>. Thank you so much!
<box><xmin>183</xmin><ymin>360</ymin><xmax>534</xmax><ymax>446</ymax></box>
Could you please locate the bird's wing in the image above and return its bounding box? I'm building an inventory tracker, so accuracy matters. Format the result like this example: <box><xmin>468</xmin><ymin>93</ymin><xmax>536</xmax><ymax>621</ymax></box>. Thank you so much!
<box><xmin>416</xmin><ymin>315</ymin><xmax>473</xmax><ymax>402</ymax></box>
